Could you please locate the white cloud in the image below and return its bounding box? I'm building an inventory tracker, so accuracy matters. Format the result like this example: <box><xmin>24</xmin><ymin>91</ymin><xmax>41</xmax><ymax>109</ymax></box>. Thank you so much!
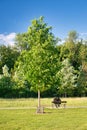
<box><xmin>80</xmin><ymin>32</ymin><xmax>87</xmax><ymax>36</ymax></box>
<box><xmin>0</xmin><ymin>33</ymin><xmax>16</xmax><ymax>46</ymax></box>
<box><xmin>79</xmin><ymin>32</ymin><xmax>87</xmax><ymax>40</ymax></box>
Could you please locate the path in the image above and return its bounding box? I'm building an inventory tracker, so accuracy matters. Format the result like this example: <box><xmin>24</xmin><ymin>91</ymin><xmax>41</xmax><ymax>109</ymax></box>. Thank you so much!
<box><xmin>0</xmin><ymin>106</ymin><xmax>87</xmax><ymax>110</ymax></box>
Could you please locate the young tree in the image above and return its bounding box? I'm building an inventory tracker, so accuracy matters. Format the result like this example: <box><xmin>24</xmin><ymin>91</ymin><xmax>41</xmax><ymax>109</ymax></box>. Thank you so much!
<box><xmin>2</xmin><ymin>65</ymin><xmax>10</xmax><ymax>77</ymax></box>
<box><xmin>58</xmin><ymin>58</ymin><xmax>77</xmax><ymax>97</ymax></box>
<box><xmin>14</xmin><ymin>16</ymin><xmax>61</xmax><ymax>112</ymax></box>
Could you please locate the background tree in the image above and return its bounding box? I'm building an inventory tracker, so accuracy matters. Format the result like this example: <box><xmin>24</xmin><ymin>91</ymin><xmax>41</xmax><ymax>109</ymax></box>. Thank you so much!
<box><xmin>15</xmin><ymin>33</ymin><xmax>30</xmax><ymax>52</ymax></box>
<box><xmin>2</xmin><ymin>65</ymin><xmax>10</xmax><ymax>77</ymax></box>
<box><xmin>67</xmin><ymin>30</ymin><xmax>78</xmax><ymax>43</ymax></box>
<box><xmin>0</xmin><ymin>65</ymin><xmax>14</xmax><ymax>98</ymax></box>
<box><xmin>59</xmin><ymin>31</ymin><xmax>84</xmax><ymax>70</ymax></box>
<box><xmin>76</xmin><ymin>65</ymin><xmax>87</xmax><ymax>96</ymax></box>
<box><xmin>58</xmin><ymin>58</ymin><xmax>77</xmax><ymax>97</ymax></box>
<box><xmin>0</xmin><ymin>45</ymin><xmax>19</xmax><ymax>74</ymax></box>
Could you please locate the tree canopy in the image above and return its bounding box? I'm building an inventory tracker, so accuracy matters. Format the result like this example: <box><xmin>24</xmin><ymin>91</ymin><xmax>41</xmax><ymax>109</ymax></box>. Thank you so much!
<box><xmin>14</xmin><ymin>16</ymin><xmax>61</xmax><ymax>92</ymax></box>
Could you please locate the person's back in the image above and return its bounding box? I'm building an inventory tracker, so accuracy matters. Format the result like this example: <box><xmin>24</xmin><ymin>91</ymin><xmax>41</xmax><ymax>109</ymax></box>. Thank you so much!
<box><xmin>53</xmin><ymin>97</ymin><xmax>61</xmax><ymax>103</ymax></box>
<box><xmin>54</xmin><ymin>97</ymin><xmax>58</xmax><ymax>102</ymax></box>
<box><xmin>57</xmin><ymin>97</ymin><xmax>61</xmax><ymax>104</ymax></box>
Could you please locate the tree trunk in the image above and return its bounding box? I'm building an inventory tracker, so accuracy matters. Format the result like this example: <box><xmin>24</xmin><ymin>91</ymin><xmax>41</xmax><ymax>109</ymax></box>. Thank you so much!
<box><xmin>38</xmin><ymin>89</ymin><xmax>40</xmax><ymax>108</ymax></box>
<box><xmin>64</xmin><ymin>92</ymin><xmax>67</xmax><ymax>97</ymax></box>
<box><xmin>37</xmin><ymin>89</ymin><xmax>44</xmax><ymax>113</ymax></box>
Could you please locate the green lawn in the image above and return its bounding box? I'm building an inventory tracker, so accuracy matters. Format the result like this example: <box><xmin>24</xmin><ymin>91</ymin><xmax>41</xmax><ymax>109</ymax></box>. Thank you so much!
<box><xmin>0</xmin><ymin>108</ymin><xmax>87</xmax><ymax>130</ymax></box>
<box><xmin>0</xmin><ymin>98</ymin><xmax>87</xmax><ymax>130</ymax></box>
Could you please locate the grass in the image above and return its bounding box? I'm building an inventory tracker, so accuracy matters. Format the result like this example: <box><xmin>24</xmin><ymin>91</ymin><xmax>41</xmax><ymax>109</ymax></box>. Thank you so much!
<box><xmin>0</xmin><ymin>108</ymin><xmax>87</xmax><ymax>130</ymax></box>
<box><xmin>0</xmin><ymin>97</ymin><xmax>87</xmax><ymax>108</ymax></box>
<box><xmin>0</xmin><ymin>98</ymin><xmax>87</xmax><ymax>130</ymax></box>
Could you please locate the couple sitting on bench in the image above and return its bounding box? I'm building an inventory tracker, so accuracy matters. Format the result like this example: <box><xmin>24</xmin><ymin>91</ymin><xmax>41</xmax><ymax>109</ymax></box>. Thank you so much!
<box><xmin>52</xmin><ymin>97</ymin><xmax>67</xmax><ymax>108</ymax></box>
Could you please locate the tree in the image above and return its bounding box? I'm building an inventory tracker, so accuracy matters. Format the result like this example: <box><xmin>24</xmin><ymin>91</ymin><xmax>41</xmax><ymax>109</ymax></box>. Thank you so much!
<box><xmin>76</xmin><ymin>63</ymin><xmax>87</xmax><ymax>96</ymax></box>
<box><xmin>58</xmin><ymin>59</ymin><xmax>77</xmax><ymax>97</ymax></box>
<box><xmin>14</xmin><ymin>16</ymin><xmax>61</xmax><ymax>112</ymax></box>
<box><xmin>2</xmin><ymin>65</ymin><xmax>10</xmax><ymax>77</ymax></box>
<box><xmin>15</xmin><ymin>33</ymin><xmax>30</xmax><ymax>52</ymax></box>
<box><xmin>0</xmin><ymin>65</ymin><xmax>14</xmax><ymax>98</ymax></box>
<box><xmin>59</xmin><ymin>31</ymin><xmax>77</xmax><ymax>62</ymax></box>
<box><xmin>0</xmin><ymin>45</ymin><xmax>19</xmax><ymax>74</ymax></box>
<box><xmin>59</xmin><ymin>31</ymin><xmax>83</xmax><ymax>70</ymax></box>
<box><xmin>67</xmin><ymin>30</ymin><xmax>78</xmax><ymax>43</ymax></box>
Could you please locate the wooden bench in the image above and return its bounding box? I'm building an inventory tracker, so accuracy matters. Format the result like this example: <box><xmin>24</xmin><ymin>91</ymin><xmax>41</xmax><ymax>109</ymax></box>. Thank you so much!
<box><xmin>52</xmin><ymin>100</ymin><xmax>67</xmax><ymax>108</ymax></box>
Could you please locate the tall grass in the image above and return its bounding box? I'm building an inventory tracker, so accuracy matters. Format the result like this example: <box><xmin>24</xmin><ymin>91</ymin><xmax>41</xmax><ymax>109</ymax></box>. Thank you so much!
<box><xmin>0</xmin><ymin>97</ymin><xmax>87</xmax><ymax>108</ymax></box>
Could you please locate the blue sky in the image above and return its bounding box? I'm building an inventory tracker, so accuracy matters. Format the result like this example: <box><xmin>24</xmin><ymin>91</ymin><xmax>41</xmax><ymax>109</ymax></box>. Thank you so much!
<box><xmin>0</xmin><ymin>0</ymin><xmax>87</xmax><ymax>45</ymax></box>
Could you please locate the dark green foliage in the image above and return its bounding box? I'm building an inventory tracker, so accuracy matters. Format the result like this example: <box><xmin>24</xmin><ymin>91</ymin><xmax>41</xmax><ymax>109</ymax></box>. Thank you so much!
<box><xmin>0</xmin><ymin>76</ymin><xmax>14</xmax><ymax>98</ymax></box>
<box><xmin>0</xmin><ymin>45</ymin><xmax>19</xmax><ymax>74</ymax></box>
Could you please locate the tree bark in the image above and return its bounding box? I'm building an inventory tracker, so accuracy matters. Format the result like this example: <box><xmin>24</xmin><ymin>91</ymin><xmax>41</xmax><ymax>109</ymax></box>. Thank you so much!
<box><xmin>38</xmin><ymin>89</ymin><xmax>40</xmax><ymax>108</ymax></box>
<box><xmin>37</xmin><ymin>89</ymin><xmax>44</xmax><ymax>113</ymax></box>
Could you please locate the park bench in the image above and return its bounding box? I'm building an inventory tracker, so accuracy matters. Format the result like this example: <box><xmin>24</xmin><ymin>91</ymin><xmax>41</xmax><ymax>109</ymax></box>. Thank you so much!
<box><xmin>52</xmin><ymin>98</ymin><xmax>67</xmax><ymax>108</ymax></box>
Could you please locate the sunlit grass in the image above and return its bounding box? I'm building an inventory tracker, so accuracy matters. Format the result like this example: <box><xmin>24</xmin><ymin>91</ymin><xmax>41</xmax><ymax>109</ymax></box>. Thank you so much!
<box><xmin>0</xmin><ymin>98</ymin><xmax>37</xmax><ymax>107</ymax></box>
<box><xmin>0</xmin><ymin>98</ymin><xmax>87</xmax><ymax>130</ymax></box>
<box><xmin>0</xmin><ymin>108</ymin><xmax>87</xmax><ymax>130</ymax></box>
<box><xmin>0</xmin><ymin>97</ymin><xmax>87</xmax><ymax>108</ymax></box>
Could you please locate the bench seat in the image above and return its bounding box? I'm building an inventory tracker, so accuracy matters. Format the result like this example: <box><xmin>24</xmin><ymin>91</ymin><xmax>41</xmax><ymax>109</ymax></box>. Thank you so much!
<box><xmin>52</xmin><ymin>100</ymin><xmax>67</xmax><ymax>108</ymax></box>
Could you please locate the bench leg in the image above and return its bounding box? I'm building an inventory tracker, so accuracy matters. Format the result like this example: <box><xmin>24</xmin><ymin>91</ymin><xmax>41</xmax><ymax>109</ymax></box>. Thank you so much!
<box><xmin>52</xmin><ymin>103</ymin><xmax>58</xmax><ymax>108</ymax></box>
<box><xmin>63</xmin><ymin>104</ymin><xmax>66</xmax><ymax>108</ymax></box>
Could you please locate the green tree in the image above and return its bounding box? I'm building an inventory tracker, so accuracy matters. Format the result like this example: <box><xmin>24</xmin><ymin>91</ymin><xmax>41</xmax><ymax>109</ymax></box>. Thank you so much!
<box><xmin>59</xmin><ymin>31</ymin><xmax>83</xmax><ymax>70</ymax></box>
<box><xmin>14</xmin><ymin>16</ymin><xmax>61</xmax><ymax>112</ymax></box>
<box><xmin>59</xmin><ymin>31</ymin><xmax>77</xmax><ymax>62</ymax></box>
<box><xmin>76</xmin><ymin>63</ymin><xmax>87</xmax><ymax>96</ymax></box>
<box><xmin>15</xmin><ymin>33</ymin><xmax>30</xmax><ymax>52</ymax></box>
<box><xmin>58</xmin><ymin>59</ymin><xmax>77</xmax><ymax>97</ymax></box>
<box><xmin>2</xmin><ymin>65</ymin><xmax>10</xmax><ymax>77</ymax></box>
<box><xmin>0</xmin><ymin>45</ymin><xmax>19</xmax><ymax>74</ymax></box>
<box><xmin>67</xmin><ymin>30</ymin><xmax>78</xmax><ymax>43</ymax></box>
<box><xmin>0</xmin><ymin>65</ymin><xmax>14</xmax><ymax>98</ymax></box>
